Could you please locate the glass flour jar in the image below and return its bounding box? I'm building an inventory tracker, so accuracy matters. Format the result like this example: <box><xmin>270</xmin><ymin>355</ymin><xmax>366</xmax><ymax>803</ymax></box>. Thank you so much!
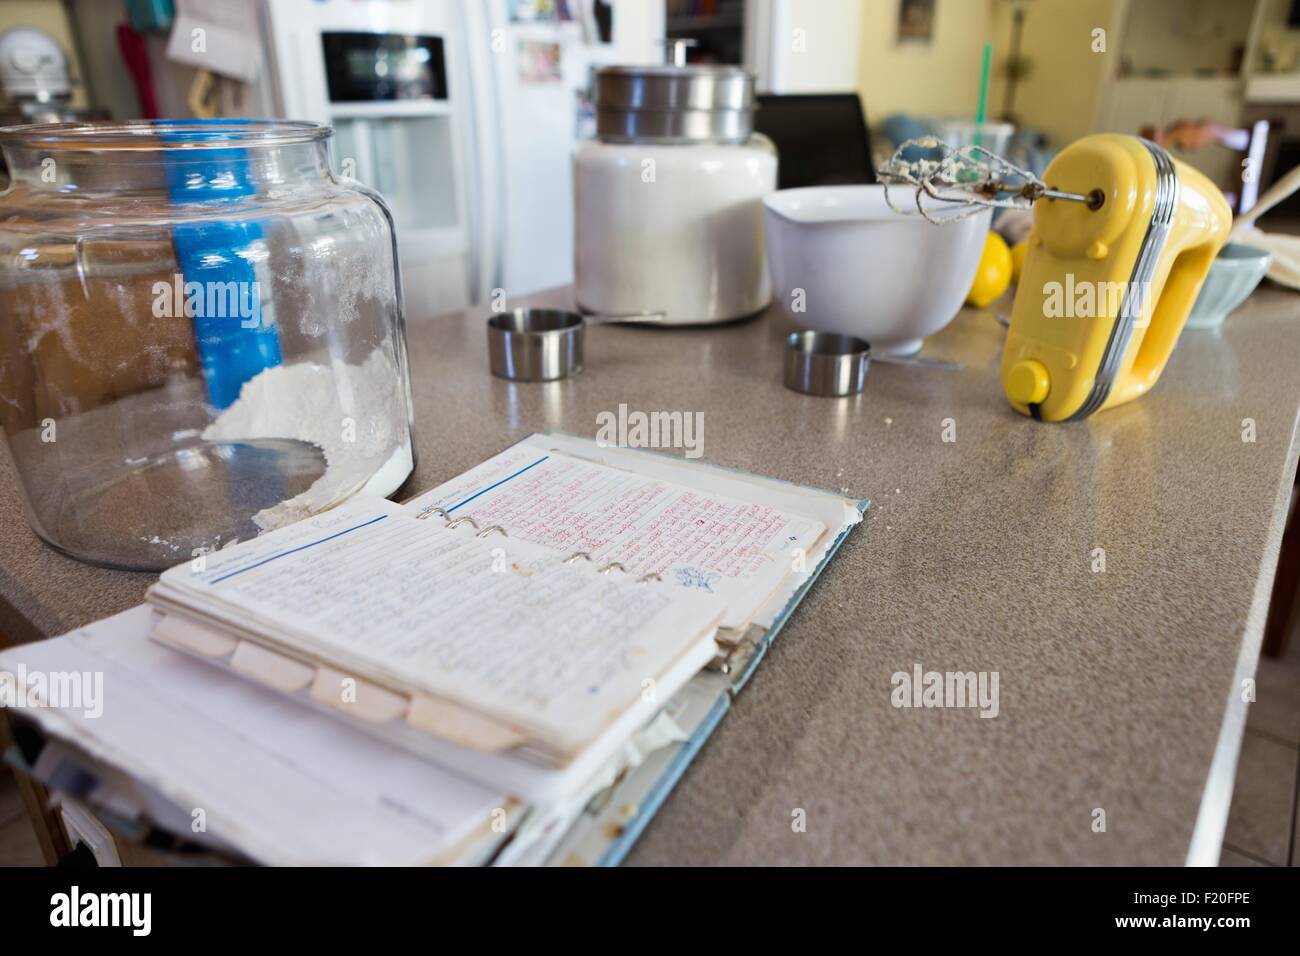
<box><xmin>575</xmin><ymin>57</ymin><xmax>776</xmax><ymax>325</ymax></box>
<box><xmin>0</xmin><ymin>120</ymin><xmax>414</xmax><ymax>570</ymax></box>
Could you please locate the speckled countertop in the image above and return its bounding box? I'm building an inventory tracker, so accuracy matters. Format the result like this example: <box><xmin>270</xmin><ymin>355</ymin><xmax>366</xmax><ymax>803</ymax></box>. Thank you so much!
<box><xmin>2</xmin><ymin>285</ymin><xmax>1298</xmax><ymax>865</ymax></box>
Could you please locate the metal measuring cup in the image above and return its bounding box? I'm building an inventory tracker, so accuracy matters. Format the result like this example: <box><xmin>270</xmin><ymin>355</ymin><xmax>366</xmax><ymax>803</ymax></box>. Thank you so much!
<box><xmin>783</xmin><ymin>330</ymin><xmax>963</xmax><ymax>396</ymax></box>
<box><xmin>783</xmin><ymin>331</ymin><xmax>871</xmax><ymax>396</ymax></box>
<box><xmin>486</xmin><ymin>308</ymin><xmax>663</xmax><ymax>382</ymax></box>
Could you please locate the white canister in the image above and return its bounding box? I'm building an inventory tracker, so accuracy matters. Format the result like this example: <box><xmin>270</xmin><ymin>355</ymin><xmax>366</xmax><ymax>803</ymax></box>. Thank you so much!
<box><xmin>574</xmin><ymin>61</ymin><xmax>776</xmax><ymax>325</ymax></box>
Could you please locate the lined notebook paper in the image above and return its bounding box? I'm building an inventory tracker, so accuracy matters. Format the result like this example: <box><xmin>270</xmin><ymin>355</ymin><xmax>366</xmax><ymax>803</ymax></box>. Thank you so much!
<box><xmin>149</xmin><ymin>498</ymin><xmax>722</xmax><ymax>760</ymax></box>
<box><xmin>0</xmin><ymin>606</ymin><xmax>507</xmax><ymax>866</ymax></box>
<box><xmin>404</xmin><ymin>441</ymin><xmax>828</xmax><ymax>630</ymax></box>
<box><xmin>144</xmin><ymin>434</ymin><xmax>862</xmax><ymax>799</ymax></box>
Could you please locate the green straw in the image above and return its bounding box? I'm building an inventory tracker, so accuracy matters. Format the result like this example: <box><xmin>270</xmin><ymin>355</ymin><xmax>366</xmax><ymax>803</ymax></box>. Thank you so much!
<box><xmin>974</xmin><ymin>41</ymin><xmax>991</xmax><ymax>148</ymax></box>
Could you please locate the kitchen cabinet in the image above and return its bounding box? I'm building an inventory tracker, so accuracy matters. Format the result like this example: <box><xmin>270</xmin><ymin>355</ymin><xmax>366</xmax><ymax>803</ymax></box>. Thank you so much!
<box><xmin>1098</xmin><ymin>76</ymin><xmax>1244</xmax><ymax>190</ymax></box>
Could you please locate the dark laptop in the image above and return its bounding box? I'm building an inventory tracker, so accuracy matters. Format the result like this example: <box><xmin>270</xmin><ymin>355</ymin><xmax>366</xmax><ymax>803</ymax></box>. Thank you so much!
<box><xmin>753</xmin><ymin>93</ymin><xmax>876</xmax><ymax>190</ymax></box>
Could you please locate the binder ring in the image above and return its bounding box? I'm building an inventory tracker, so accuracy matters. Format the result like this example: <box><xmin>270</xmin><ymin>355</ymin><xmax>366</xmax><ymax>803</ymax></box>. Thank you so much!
<box><xmin>476</xmin><ymin>525</ymin><xmax>507</xmax><ymax>538</ymax></box>
<box><xmin>637</xmin><ymin>573</ymin><xmax>662</xmax><ymax>584</ymax></box>
<box><xmin>416</xmin><ymin>506</ymin><xmax>449</xmax><ymax>522</ymax></box>
<box><xmin>563</xmin><ymin>551</ymin><xmax>593</xmax><ymax>564</ymax></box>
<box><xmin>596</xmin><ymin>562</ymin><xmax>627</xmax><ymax>575</ymax></box>
<box><xmin>447</xmin><ymin>516</ymin><xmax>480</xmax><ymax>530</ymax></box>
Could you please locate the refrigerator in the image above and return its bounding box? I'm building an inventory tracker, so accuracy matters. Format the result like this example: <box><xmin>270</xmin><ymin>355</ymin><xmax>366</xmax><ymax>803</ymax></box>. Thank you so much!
<box><xmin>253</xmin><ymin>0</ymin><xmax>662</xmax><ymax>319</ymax></box>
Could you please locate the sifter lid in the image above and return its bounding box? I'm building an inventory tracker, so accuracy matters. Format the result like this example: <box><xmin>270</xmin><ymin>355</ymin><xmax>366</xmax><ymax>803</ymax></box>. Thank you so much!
<box><xmin>592</xmin><ymin>43</ymin><xmax>756</xmax><ymax>145</ymax></box>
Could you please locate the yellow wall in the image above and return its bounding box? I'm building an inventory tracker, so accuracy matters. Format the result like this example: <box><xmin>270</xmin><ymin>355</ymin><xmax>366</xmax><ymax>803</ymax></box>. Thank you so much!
<box><xmin>990</xmin><ymin>0</ymin><xmax>1119</xmax><ymax>147</ymax></box>
<box><xmin>859</xmin><ymin>0</ymin><xmax>1118</xmax><ymax>149</ymax></box>
<box><xmin>858</xmin><ymin>0</ymin><xmax>996</xmax><ymax>123</ymax></box>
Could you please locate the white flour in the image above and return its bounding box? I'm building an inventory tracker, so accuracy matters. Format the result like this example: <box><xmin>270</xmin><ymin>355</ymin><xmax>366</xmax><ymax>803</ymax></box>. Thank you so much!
<box><xmin>203</xmin><ymin>348</ymin><xmax>410</xmax><ymax>530</ymax></box>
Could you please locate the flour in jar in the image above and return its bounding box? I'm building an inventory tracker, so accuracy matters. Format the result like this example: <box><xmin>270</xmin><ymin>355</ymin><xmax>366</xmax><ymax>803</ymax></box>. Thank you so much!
<box><xmin>203</xmin><ymin>347</ymin><xmax>410</xmax><ymax>530</ymax></box>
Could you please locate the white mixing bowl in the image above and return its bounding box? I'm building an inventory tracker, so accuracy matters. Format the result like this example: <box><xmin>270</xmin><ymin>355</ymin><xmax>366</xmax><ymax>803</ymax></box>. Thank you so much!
<box><xmin>763</xmin><ymin>185</ymin><xmax>991</xmax><ymax>355</ymax></box>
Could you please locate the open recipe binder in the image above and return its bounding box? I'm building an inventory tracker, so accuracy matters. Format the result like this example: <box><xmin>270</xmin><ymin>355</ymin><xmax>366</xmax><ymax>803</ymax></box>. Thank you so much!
<box><xmin>1</xmin><ymin>433</ymin><xmax>868</xmax><ymax>865</ymax></box>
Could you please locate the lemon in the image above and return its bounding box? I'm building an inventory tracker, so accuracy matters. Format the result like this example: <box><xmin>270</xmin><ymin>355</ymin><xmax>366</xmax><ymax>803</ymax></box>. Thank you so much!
<box><xmin>1010</xmin><ymin>239</ymin><xmax>1028</xmax><ymax>284</ymax></box>
<box><xmin>966</xmin><ymin>232</ymin><xmax>1013</xmax><ymax>308</ymax></box>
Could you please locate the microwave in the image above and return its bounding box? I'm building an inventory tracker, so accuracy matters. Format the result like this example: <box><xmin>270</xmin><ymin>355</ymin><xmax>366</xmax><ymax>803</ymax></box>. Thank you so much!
<box><xmin>321</xmin><ymin>31</ymin><xmax>447</xmax><ymax>102</ymax></box>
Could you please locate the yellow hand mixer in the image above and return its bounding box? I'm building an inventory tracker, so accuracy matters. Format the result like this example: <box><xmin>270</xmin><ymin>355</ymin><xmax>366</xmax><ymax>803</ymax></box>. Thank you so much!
<box><xmin>880</xmin><ymin>133</ymin><xmax>1232</xmax><ymax>421</ymax></box>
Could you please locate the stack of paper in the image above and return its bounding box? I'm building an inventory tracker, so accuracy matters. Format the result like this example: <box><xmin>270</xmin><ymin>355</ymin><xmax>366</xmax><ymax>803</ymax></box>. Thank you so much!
<box><xmin>1</xmin><ymin>433</ymin><xmax>865</xmax><ymax>865</ymax></box>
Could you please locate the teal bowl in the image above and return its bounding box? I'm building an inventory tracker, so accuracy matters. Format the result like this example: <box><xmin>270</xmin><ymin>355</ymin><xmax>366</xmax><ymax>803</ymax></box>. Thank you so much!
<box><xmin>1185</xmin><ymin>242</ymin><xmax>1272</xmax><ymax>330</ymax></box>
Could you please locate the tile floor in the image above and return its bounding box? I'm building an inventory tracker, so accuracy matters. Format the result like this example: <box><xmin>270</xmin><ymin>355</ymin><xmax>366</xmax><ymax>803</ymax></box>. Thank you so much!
<box><xmin>1</xmin><ymin>617</ymin><xmax>1298</xmax><ymax>867</ymax></box>
<box><xmin>1219</xmin><ymin>616</ymin><xmax>1300</xmax><ymax>867</ymax></box>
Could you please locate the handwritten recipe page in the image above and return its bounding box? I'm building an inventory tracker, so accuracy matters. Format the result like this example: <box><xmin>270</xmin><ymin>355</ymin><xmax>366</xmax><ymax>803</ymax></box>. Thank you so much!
<box><xmin>408</xmin><ymin>445</ymin><xmax>827</xmax><ymax>629</ymax></box>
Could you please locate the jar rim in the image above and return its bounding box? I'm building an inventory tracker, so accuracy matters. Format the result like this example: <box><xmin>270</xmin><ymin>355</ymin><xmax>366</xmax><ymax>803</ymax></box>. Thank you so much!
<box><xmin>0</xmin><ymin>119</ymin><xmax>331</xmax><ymax>150</ymax></box>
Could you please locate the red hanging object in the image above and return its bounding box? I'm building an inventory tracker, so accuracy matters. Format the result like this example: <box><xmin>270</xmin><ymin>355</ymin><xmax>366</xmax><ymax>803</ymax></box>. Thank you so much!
<box><xmin>116</xmin><ymin>23</ymin><xmax>160</xmax><ymax>119</ymax></box>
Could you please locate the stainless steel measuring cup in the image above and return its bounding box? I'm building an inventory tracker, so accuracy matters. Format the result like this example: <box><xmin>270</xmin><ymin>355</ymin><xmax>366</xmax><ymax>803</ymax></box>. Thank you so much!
<box><xmin>783</xmin><ymin>331</ymin><xmax>871</xmax><ymax>396</ymax></box>
<box><xmin>486</xmin><ymin>308</ymin><xmax>664</xmax><ymax>382</ymax></box>
<box><xmin>487</xmin><ymin>309</ymin><xmax>584</xmax><ymax>382</ymax></box>
<box><xmin>782</xmin><ymin>330</ymin><xmax>963</xmax><ymax>396</ymax></box>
